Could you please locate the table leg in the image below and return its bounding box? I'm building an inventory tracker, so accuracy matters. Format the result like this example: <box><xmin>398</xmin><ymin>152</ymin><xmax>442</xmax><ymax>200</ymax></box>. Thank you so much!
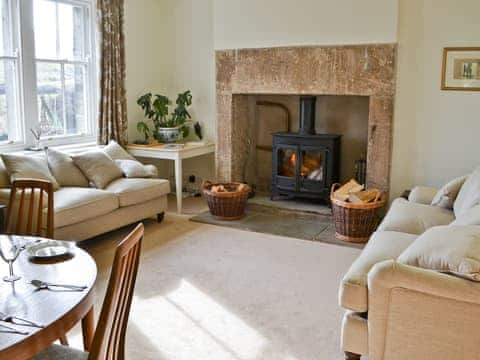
<box><xmin>175</xmin><ymin>158</ymin><xmax>183</xmax><ymax>214</ymax></box>
<box><xmin>82</xmin><ymin>306</ymin><xmax>95</xmax><ymax>351</ymax></box>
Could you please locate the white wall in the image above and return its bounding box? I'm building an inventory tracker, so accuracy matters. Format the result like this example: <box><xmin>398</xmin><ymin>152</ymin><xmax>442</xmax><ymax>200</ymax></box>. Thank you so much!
<box><xmin>170</xmin><ymin>0</ymin><xmax>216</xmax><ymax>143</ymax></box>
<box><xmin>214</xmin><ymin>0</ymin><xmax>398</xmax><ymax>49</ymax></box>
<box><xmin>124</xmin><ymin>0</ymin><xmax>171</xmax><ymax>142</ymax></box>
<box><xmin>125</xmin><ymin>0</ymin><xmax>215</xmax><ymax>144</ymax></box>
<box><xmin>392</xmin><ymin>0</ymin><xmax>480</xmax><ymax>196</ymax></box>
<box><xmin>390</xmin><ymin>0</ymin><xmax>422</xmax><ymax>197</ymax></box>
<box><xmin>167</xmin><ymin>0</ymin><xmax>216</xmax><ymax>184</ymax></box>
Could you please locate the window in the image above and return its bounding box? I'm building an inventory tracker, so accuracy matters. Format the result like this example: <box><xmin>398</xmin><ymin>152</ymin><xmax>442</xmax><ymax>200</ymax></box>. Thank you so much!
<box><xmin>0</xmin><ymin>0</ymin><xmax>96</xmax><ymax>150</ymax></box>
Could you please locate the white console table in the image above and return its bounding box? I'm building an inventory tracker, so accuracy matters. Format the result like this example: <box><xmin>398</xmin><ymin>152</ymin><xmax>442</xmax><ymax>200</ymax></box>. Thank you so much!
<box><xmin>127</xmin><ymin>143</ymin><xmax>215</xmax><ymax>214</ymax></box>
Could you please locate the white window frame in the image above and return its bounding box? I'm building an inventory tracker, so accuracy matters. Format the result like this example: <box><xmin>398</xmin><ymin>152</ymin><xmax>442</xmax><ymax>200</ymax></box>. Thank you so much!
<box><xmin>0</xmin><ymin>0</ymin><xmax>97</xmax><ymax>152</ymax></box>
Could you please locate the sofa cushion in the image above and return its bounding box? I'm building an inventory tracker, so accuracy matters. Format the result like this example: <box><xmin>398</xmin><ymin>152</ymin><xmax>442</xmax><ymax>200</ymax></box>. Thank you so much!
<box><xmin>398</xmin><ymin>225</ymin><xmax>480</xmax><ymax>281</ymax></box>
<box><xmin>377</xmin><ymin>198</ymin><xmax>455</xmax><ymax>235</ymax></box>
<box><xmin>46</xmin><ymin>148</ymin><xmax>89</xmax><ymax>187</ymax></box>
<box><xmin>105</xmin><ymin>178</ymin><xmax>170</xmax><ymax>207</ymax></box>
<box><xmin>339</xmin><ymin>231</ymin><xmax>417</xmax><ymax>312</ymax></box>
<box><xmin>103</xmin><ymin>140</ymin><xmax>135</xmax><ymax>161</ymax></box>
<box><xmin>114</xmin><ymin>160</ymin><xmax>158</xmax><ymax>178</ymax></box>
<box><xmin>454</xmin><ymin>167</ymin><xmax>480</xmax><ymax>218</ymax></box>
<box><xmin>72</xmin><ymin>151</ymin><xmax>123</xmax><ymax>189</ymax></box>
<box><xmin>1</xmin><ymin>154</ymin><xmax>59</xmax><ymax>190</ymax></box>
<box><xmin>431</xmin><ymin>175</ymin><xmax>468</xmax><ymax>209</ymax></box>
<box><xmin>451</xmin><ymin>204</ymin><xmax>480</xmax><ymax>226</ymax></box>
<box><xmin>53</xmin><ymin>188</ymin><xmax>119</xmax><ymax>228</ymax></box>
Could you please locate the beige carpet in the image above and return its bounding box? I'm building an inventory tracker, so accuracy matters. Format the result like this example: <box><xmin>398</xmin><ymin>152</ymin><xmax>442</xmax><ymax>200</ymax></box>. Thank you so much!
<box><xmin>67</xmin><ymin>211</ymin><xmax>360</xmax><ymax>360</ymax></box>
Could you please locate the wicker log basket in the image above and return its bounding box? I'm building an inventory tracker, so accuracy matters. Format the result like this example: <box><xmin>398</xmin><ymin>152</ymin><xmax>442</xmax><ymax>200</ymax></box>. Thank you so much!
<box><xmin>330</xmin><ymin>183</ymin><xmax>386</xmax><ymax>243</ymax></box>
<box><xmin>202</xmin><ymin>181</ymin><xmax>251</xmax><ymax>220</ymax></box>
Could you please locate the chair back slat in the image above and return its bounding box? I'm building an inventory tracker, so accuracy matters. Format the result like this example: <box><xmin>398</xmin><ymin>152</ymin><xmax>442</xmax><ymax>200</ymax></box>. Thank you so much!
<box><xmin>88</xmin><ymin>223</ymin><xmax>144</xmax><ymax>360</ymax></box>
<box><xmin>15</xmin><ymin>189</ymin><xmax>25</xmax><ymax>235</ymax></box>
<box><xmin>26</xmin><ymin>187</ymin><xmax>36</xmax><ymax>235</ymax></box>
<box><xmin>37</xmin><ymin>189</ymin><xmax>44</xmax><ymax>236</ymax></box>
<box><xmin>5</xmin><ymin>179</ymin><xmax>54</xmax><ymax>238</ymax></box>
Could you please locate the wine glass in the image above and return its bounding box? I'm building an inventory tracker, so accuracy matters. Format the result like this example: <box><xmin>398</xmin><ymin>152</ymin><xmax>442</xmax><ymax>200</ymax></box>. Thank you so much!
<box><xmin>0</xmin><ymin>236</ymin><xmax>23</xmax><ymax>283</ymax></box>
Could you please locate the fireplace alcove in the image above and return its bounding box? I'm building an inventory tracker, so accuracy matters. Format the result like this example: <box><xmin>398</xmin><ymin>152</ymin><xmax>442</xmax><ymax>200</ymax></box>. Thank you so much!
<box><xmin>242</xmin><ymin>94</ymin><xmax>369</xmax><ymax>198</ymax></box>
<box><xmin>216</xmin><ymin>44</ymin><xmax>397</xmax><ymax>196</ymax></box>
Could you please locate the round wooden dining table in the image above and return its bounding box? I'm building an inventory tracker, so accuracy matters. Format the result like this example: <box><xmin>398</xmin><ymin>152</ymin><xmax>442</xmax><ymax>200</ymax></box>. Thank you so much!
<box><xmin>0</xmin><ymin>238</ymin><xmax>97</xmax><ymax>359</ymax></box>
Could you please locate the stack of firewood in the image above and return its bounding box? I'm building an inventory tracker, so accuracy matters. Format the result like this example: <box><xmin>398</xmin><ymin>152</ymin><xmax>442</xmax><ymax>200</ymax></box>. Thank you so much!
<box><xmin>333</xmin><ymin>179</ymin><xmax>382</xmax><ymax>204</ymax></box>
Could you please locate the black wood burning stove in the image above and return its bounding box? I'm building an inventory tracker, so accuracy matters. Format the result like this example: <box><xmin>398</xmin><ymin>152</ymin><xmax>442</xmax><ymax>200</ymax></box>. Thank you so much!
<box><xmin>271</xmin><ymin>96</ymin><xmax>341</xmax><ymax>202</ymax></box>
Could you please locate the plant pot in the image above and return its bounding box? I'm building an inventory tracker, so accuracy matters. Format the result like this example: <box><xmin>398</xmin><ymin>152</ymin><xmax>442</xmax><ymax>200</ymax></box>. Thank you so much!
<box><xmin>156</xmin><ymin>126</ymin><xmax>181</xmax><ymax>143</ymax></box>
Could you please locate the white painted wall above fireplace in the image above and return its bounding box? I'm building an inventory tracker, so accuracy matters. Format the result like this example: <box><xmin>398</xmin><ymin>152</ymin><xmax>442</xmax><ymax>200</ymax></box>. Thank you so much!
<box><xmin>214</xmin><ymin>0</ymin><xmax>399</xmax><ymax>49</ymax></box>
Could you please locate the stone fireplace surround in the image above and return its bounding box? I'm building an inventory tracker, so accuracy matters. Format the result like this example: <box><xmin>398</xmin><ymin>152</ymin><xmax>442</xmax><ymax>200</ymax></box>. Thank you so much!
<box><xmin>216</xmin><ymin>44</ymin><xmax>397</xmax><ymax>192</ymax></box>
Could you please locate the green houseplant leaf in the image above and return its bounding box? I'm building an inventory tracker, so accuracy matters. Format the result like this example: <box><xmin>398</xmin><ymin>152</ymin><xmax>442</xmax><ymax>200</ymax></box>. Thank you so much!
<box><xmin>137</xmin><ymin>93</ymin><xmax>154</xmax><ymax>119</ymax></box>
<box><xmin>152</xmin><ymin>95</ymin><xmax>171</xmax><ymax>126</ymax></box>
<box><xmin>173</xmin><ymin>90</ymin><xmax>192</xmax><ymax>125</ymax></box>
<box><xmin>136</xmin><ymin>121</ymin><xmax>151</xmax><ymax>142</ymax></box>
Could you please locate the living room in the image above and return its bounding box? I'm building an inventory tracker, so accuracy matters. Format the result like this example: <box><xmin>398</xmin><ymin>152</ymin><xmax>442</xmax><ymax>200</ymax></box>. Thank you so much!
<box><xmin>0</xmin><ymin>0</ymin><xmax>479</xmax><ymax>359</ymax></box>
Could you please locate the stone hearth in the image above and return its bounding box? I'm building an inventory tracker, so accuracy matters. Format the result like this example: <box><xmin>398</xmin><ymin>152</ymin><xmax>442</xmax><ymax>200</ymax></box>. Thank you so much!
<box><xmin>215</xmin><ymin>44</ymin><xmax>397</xmax><ymax>193</ymax></box>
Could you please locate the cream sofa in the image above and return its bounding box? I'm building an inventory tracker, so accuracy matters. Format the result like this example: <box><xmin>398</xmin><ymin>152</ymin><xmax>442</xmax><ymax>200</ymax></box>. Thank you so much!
<box><xmin>0</xmin><ymin>150</ymin><xmax>170</xmax><ymax>241</ymax></box>
<box><xmin>339</xmin><ymin>175</ymin><xmax>480</xmax><ymax>360</ymax></box>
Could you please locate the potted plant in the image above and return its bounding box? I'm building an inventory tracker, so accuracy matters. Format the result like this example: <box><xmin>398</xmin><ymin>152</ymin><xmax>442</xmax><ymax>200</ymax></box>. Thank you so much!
<box><xmin>136</xmin><ymin>90</ymin><xmax>192</xmax><ymax>143</ymax></box>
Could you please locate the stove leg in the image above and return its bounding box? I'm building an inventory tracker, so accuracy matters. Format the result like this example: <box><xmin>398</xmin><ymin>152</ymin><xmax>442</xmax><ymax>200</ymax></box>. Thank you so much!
<box><xmin>157</xmin><ymin>212</ymin><xmax>165</xmax><ymax>223</ymax></box>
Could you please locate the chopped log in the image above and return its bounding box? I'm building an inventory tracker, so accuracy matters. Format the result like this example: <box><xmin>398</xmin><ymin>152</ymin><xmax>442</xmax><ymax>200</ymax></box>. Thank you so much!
<box><xmin>333</xmin><ymin>179</ymin><xmax>364</xmax><ymax>201</ymax></box>
<box><xmin>211</xmin><ymin>185</ymin><xmax>226</xmax><ymax>193</ymax></box>
<box><xmin>348</xmin><ymin>189</ymin><xmax>381</xmax><ymax>204</ymax></box>
<box><xmin>237</xmin><ymin>183</ymin><xmax>247</xmax><ymax>192</ymax></box>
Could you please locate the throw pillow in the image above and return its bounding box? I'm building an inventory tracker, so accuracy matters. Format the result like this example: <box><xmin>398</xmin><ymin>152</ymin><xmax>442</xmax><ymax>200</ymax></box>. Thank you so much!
<box><xmin>103</xmin><ymin>140</ymin><xmax>135</xmax><ymax>161</ymax></box>
<box><xmin>454</xmin><ymin>167</ymin><xmax>480</xmax><ymax>217</ymax></box>
<box><xmin>46</xmin><ymin>148</ymin><xmax>89</xmax><ymax>187</ymax></box>
<box><xmin>431</xmin><ymin>175</ymin><xmax>468</xmax><ymax>209</ymax></box>
<box><xmin>1</xmin><ymin>154</ymin><xmax>59</xmax><ymax>190</ymax></box>
<box><xmin>398</xmin><ymin>225</ymin><xmax>480</xmax><ymax>281</ymax></box>
<box><xmin>114</xmin><ymin>160</ymin><xmax>158</xmax><ymax>178</ymax></box>
<box><xmin>72</xmin><ymin>151</ymin><xmax>123</xmax><ymax>189</ymax></box>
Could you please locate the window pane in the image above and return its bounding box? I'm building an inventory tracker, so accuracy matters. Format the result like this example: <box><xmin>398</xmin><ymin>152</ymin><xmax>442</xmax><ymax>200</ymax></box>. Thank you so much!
<box><xmin>0</xmin><ymin>0</ymin><xmax>5</xmax><ymax>56</ymax></box>
<box><xmin>58</xmin><ymin>3</ymin><xmax>85</xmax><ymax>60</ymax></box>
<box><xmin>34</xmin><ymin>0</ymin><xmax>86</xmax><ymax>60</ymax></box>
<box><xmin>37</xmin><ymin>62</ymin><xmax>63</xmax><ymax>136</ymax></box>
<box><xmin>64</xmin><ymin>64</ymin><xmax>86</xmax><ymax>135</ymax></box>
<box><xmin>0</xmin><ymin>60</ymin><xmax>19</xmax><ymax>142</ymax></box>
<box><xmin>1</xmin><ymin>0</ymin><xmax>15</xmax><ymax>57</ymax></box>
<box><xmin>34</xmin><ymin>0</ymin><xmax>57</xmax><ymax>59</ymax></box>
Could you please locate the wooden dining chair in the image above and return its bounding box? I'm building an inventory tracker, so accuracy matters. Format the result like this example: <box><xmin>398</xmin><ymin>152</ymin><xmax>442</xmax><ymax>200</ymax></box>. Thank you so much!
<box><xmin>4</xmin><ymin>179</ymin><xmax>69</xmax><ymax>344</ymax></box>
<box><xmin>35</xmin><ymin>223</ymin><xmax>144</xmax><ymax>360</ymax></box>
<box><xmin>5</xmin><ymin>179</ymin><xmax>54</xmax><ymax>238</ymax></box>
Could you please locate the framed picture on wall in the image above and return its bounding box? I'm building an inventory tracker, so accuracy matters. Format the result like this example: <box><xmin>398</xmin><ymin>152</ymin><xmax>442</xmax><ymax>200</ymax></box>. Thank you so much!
<box><xmin>442</xmin><ymin>47</ymin><xmax>480</xmax><ymax>91</ymax></box>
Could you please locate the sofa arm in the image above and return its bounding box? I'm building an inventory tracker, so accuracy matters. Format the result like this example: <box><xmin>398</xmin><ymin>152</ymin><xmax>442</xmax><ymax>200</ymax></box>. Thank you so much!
<box><xmin>407</xmin><ymin>186</ymin><xmax>438</xmax><ymax>204</ymax></box>
<box><xmin>367</xmin><ymin>260</ymin><xmax>480</xmax><ymax>360</ymax></box>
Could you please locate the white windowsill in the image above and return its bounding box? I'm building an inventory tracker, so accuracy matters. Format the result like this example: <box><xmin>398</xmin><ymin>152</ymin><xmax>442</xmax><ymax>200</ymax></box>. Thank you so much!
<box><xmin>0</xmin><ymin>140</ymin><xmax>99</xmax><ymax>156</ymax></box>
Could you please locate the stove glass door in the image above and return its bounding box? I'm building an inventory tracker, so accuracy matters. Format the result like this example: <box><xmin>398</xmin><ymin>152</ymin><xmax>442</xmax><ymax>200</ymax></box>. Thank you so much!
<box><xmin>300</xmin><ymin>147</ymin><xmax>327</xmax><ymax>193</ymax></box>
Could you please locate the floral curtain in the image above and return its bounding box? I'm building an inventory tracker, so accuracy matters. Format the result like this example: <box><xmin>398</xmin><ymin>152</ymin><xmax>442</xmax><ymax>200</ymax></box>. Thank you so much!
<box><xmin>97</xmin><ymin>0</ymin><xmax>128</xmax><ymax>145</ymax></box>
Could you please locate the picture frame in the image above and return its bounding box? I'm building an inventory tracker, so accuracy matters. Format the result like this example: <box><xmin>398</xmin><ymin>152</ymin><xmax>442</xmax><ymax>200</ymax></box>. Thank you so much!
<box><xmin>441</xmin><ymin>47</ymin><xmax>480</xmax><ymax>91</ymax></box>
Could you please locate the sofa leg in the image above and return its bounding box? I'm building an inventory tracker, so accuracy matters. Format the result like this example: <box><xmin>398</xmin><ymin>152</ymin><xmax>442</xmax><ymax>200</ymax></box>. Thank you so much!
<box><xmin>344</xmin><ymin>352</ymin><xmax>361</xmax><ymax>360</ymax></box>
<box><xmin>157</xmin><ymin>212</ymin><xmax>165</xmax><ymax>223</ymax></box>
